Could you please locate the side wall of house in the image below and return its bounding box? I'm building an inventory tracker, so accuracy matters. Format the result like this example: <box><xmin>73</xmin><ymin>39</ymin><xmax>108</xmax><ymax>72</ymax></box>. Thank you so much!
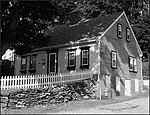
<box><xmin>99</xmin><ymin>14</ymin><xmax>143</xmax><ymax>97</ymax></box>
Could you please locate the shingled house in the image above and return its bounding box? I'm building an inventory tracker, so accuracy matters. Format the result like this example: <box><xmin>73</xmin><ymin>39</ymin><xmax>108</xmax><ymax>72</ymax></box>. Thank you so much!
<box><xmin>14</xmin><ymin>11</ymin><xmax>143</xmax><ymax>97</ymax></box>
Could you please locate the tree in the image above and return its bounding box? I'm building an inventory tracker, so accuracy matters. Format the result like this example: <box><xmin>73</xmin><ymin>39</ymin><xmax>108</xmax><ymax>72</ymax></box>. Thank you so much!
<box><xmin>1</xmin><ymin>0</ymin><xmax>149</xmax><ymax>59</ymax></box>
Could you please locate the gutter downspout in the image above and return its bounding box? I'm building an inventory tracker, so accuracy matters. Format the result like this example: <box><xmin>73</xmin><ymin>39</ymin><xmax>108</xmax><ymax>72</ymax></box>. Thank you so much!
<box><xmin>140</xmin><ymin>56</ymin><xmax>143</xmax><ymax>91</ymax></box>
<box><xmin>97</xmin><ymin>36</ymin><xmax>101</xmax><ymax>100</ymax></box>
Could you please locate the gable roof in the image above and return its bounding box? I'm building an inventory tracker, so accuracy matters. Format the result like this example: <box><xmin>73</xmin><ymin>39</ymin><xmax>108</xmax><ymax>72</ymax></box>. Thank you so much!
<box><xmin>35</xmin><ymin>12</ymin><xmax>122</xmax><ymax>48</ymax></box>
<box><xmin>31</xmin><ymin>11</ymin><xmax>142</xmax><ymax>57</ymax></box>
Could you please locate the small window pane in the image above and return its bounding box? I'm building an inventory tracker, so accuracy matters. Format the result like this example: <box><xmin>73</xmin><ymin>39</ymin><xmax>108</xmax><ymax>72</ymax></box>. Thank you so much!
<box><xmin>82</xmin><ymin>50</ymin><xmax>88</xmax><ymax>65</ymax></box>
<box><xmin>69</xmin><ymin>51</ymin><xmax>75</xmax><ymax>66</ymax></box>
<box><xmin>111</xmin><ymin>51</ymin><xmax>117</xmax><ymax>68</ymax></box>
<box><xmin>119</xmin><ymin>25</ymin><xmax>121</xmax><ymax>31</ymax></box>
<box><xmin>69</xmin><ymin>52</ymin><xmax>75</xmax><ymax>59</ymax></box>
<box><xmin>129</xmin><ymin>57</ymin><xmax>134</xmax><ymax>71</ymax></box>
<box><xmin>30</xmin><ymin>55</ymin><xmax>36</xmax><ymax>69</ymax></box>
<box><xmin>126</xmin><ymin>28</ymin><xmax>130</xmax><ymax>41</ymax></box>
<box><xmin>22</xmin><ymin>58</ymin><xmax>26</xmax><ymax>64</ymax></box>
<box><xmin>21</xmin><ymin>57</ymin><xmax>26</xmax><ymax>71</ymax></box>
<box><xmin>70</xmin><ymin>59</ymin><xmax>75</xmax><ymax>66</ymax></box>
<box><xmin>118</xmin><ymin>24</ymin><xmax>122</xmax><ymax>37</ymax></box>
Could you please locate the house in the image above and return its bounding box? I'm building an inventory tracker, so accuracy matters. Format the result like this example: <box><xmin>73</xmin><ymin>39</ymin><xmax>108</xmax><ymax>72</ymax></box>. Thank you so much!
<box><xmin>14</xmin><ymin>11</ymin><xmax>143</xmax><ymax>97</ymax></box>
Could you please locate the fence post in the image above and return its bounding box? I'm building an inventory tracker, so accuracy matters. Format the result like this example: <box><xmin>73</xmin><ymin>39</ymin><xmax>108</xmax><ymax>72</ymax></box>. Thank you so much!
<box><xmin>8</xmin><ymin>76</ymin><xmax>10</xmax><ymax>90</ymax></box>
<box><xmin>0</xmin><ymin>77</ymin><xmax>2</xmax><ymax>90</ymax></box>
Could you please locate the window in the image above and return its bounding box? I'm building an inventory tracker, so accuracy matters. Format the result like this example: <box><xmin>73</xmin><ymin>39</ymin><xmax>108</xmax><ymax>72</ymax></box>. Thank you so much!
<box><xmin>129</xmin><ymin>56</ymin><xmax>137</xmax><ymax>72</ymax></box>
<box><xmin>133</xmin><ymin>58</ymin><xmax>137</xmax><ymax>72</ymax></box>
<box><xmin>29</xmin><ymin>55</ymin><xmax>36</xmax><ymax>73</ymax></box>
<box><xmin>126</xmin><ymin>28</ymin><xmax>130</xmax><ymax>41</ymax></box>
<box><xmin>129</xmin><ymin>57</ymin><xmax>134</xmax><ymax>71</ymax></box>
<box><xmin>111</xmin><ymin>51</ymin><xmax>117</xmax><ymax>68</ymax></box>
<box><xmin>20</xmin><ymin>57</ymin><xmax>27</xmax><ymax>74</ymax></box>
<box><xmin>117</xmin><ymin>24</ymin><xmax>122</xmax><ymax>38</ymax></box>
<box><xmin>82</xmin><ymin>50</ymin><xmax>89</xmax><ymax>65</ymax></box>
<box><xmin>80</xmin><ymin>47</ymin><xmax>90</xmax><ymax>69</ymax></box>
<box><xmin>67</xmin><ymin>50</ymin><xmax>76</xmax><ymax>70</ymax></box>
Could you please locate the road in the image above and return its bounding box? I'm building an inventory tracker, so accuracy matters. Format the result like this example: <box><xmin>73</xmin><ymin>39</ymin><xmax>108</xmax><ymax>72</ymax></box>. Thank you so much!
<box><xmin>55</xmin><ymin>97</ymin><xmax>149</xmax><ymax>114</ymax></box>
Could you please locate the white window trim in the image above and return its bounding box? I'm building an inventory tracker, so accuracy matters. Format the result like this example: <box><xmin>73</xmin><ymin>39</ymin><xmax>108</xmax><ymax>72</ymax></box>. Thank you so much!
<box><xmin>111</xmin><ymin>51</ymin><xmax>117</xmax><ymax>68</ymax></box>
<box><xmin>126</xmin><ymin>28</ymin><xmax>130</xmax><ymax>41</ymax></box>
<box><xmin>49</xmin><ymin>53</ymin><xmax>57</xmax><ymax>73</ymax></box>
<box><xmin>129</xmin><ymin>57</ymin><xmax>134</xmax><ymax>71</ymax></box>
<box><xmin>82</xmin><ymin>50</ymin><xmax>89</xmax><ymax>66</ymax></box>
<box><xmin>134</xmin><ymin>58</ymin><xmax>137</xmax><ymax>72</ymax></box>
<box><xmin>118</xmin><ymin>24</ymin><xmax>122</xmax><ymax>38</ymax></box>
<box><xmin>68</xmin><ymin>51</ymin><xmax>76</xmax><ymax>67</ymax></box>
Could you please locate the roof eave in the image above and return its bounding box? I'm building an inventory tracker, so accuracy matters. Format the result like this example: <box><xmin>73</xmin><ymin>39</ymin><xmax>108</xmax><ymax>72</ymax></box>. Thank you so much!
<box><xmin>31</xmin><ymin>40</ymin><xmax>97</xmax><ymax>53</ymax></box>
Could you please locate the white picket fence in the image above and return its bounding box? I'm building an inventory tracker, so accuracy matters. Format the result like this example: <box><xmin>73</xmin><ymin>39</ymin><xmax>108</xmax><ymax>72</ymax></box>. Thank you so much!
<box><xmin>0</xmin><ymin>71</ymin><xmax>93</xmax><ymax>90</ymax></box>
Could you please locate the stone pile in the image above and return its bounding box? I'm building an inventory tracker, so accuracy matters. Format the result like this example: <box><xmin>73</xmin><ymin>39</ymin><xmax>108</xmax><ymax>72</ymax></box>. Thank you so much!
<box><xmin>0</xmin><ymin>78</ymin><xmax>98</xmax><ymax>109</ymax></box>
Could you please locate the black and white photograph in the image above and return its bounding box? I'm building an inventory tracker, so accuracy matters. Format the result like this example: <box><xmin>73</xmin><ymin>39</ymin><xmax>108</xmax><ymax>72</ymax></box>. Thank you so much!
<box><xmin>1</xmin><ymin>0</ymin><xmax>149</xmax><ymax>114</ymax></box>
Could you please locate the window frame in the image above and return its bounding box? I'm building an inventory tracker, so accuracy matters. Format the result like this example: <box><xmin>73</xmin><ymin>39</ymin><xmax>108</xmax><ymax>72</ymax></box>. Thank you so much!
<box><xmin>29</xmin><ymin>54</ymin><xmax>36</xmax><ymax>73</ymax></box>
<box><xmin>133</xmin><ymin>58</ymin><xmax>137</xmax><ymax>72</ymax></box>
<box><xmin>111</xmin><ymin>51</ymin><xmax>117</xmax><ymax>69</ymax></box>
<box><xmin>129</xmin><ymin>56</ymin><xmax>134</xmax><ymax>72</ymax></box>
<box><xmin>126</xmin><ymin>28</ymin><xmax>130</xmax><ymax>42</ymax></box>
<box><xmin>67</xmin><ymin>49</ymin><xmax>76</xmax><ymax>71</ymax></box>
<box><xmin>117</xmin><ymin>23</ymin><xmax>122</xmax><ymax>38</ymax></box>
<box><xmin>82</xmin><ymin>49</ymin><xmax>89</xmax><ymax>66</ymax></box>
<box><xmin>80</xmin><ymin>47</ymin><xmax>90</xmax><ymax>69</ymax></box>
<box><xmin>129</xmin><ymin>56</ymin><xmax>137</xmax><ymax>72</ymax></box>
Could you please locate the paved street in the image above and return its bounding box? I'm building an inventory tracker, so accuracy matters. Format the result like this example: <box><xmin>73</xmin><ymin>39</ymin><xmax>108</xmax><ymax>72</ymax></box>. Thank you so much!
<box><xmin>56</xmin><ymin>97</ymin><xmax>149</xmax><ymax>114</ymax></box>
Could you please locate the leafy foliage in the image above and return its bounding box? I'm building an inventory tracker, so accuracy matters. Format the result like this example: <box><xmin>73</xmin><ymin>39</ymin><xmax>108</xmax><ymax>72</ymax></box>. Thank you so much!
<box><xmin>1</xmin><ymin>0</ymin><xmax>150</xmax><ymax>61</ymax></box>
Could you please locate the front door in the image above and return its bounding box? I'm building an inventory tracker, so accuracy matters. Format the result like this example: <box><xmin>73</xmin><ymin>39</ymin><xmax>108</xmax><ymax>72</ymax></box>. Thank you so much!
<box><xmin>49</xmin><ymin>53</ymin><xmax>57</xmax><ymax>74</ymax></box>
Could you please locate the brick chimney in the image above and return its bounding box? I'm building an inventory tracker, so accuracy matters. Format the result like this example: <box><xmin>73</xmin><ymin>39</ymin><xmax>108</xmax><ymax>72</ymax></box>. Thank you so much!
<box><xmin>68</xmin><ymin>10</ymin><xmax>84</xmax><ymax>25</ymax></box>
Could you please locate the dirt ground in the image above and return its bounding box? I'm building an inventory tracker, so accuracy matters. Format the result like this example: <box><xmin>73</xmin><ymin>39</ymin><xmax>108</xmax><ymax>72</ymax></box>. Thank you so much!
<box><xmin>57</xmin><ymin>97</ymin><xmax>149</xmax><ymax>114</ymax></box>
<box><xmin>1</xmin><ymin>86</ymin><xmax>149</xmax><ymax>114</ymax></box>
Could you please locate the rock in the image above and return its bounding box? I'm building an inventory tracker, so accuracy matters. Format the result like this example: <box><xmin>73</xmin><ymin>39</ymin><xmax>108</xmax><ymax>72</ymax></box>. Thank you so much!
<box><xmin>1</xmin><ymin>77</ymin><xmax>98</xmax><ymax>109</ymax></box>
<box><xmin>1</xmin><ymin>96</ymin><xmax>8</xmax><ymax>103</ymax></box>
<box><xmin>49</xmin><ymin>98</ymin><xmax>56</xmax><ymax>104</ymax></box>
<box><xmin>9</xmin><ymin>99</ymin><xmax>18</xmax><ymax>103</ymax></box>
<box><xmin>16</xmin><ymin>93</ymin><xmax>26</xmax><ymax>99</ymax></box>
<box><xmin>83</xmin><ymin>95</ymin><xmax>90</xmax><ymax>100</ymax></box>
<box><xmin>15</xmin><ymin>101</ymin><xmax>25</xmax><ymax>108</ymax></box>
<box><xmin>1</xmin><ymin>103</ymin><xmax>7</xmax><ymax>108</ymax></box>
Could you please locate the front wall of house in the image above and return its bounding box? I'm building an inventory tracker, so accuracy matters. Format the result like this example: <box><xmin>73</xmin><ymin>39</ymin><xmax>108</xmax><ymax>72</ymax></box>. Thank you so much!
<box><xmin>58</xmin><ymin>43</ymin><xmax>98</xmax><ymax>73</ymax></box>
<box><xmin>99</xmin><ymin>13</ymin><xmax>142</xmax><ymax>96</ymax></box>
<box><xmin>14</xmin><ymin>55</ymin><xmax>22</xmax><ymax>75</ymax></box>
<box><xmin>14</xmin><ymin>51</ymin><xmax>48</xmax><ymax>75</ymax></box>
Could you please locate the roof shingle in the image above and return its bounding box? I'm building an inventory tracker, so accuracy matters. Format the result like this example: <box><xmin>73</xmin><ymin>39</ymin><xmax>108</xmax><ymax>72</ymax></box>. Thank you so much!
<box><xmin>39</xmin><ymin>12</ymin><xmax>122</xmax><ymax>48</ymax></box>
